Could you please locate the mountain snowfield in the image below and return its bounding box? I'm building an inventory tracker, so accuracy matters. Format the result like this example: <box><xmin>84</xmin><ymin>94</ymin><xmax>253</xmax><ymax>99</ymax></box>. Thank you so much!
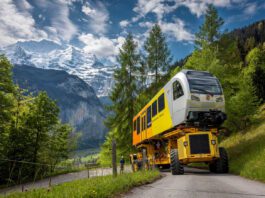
<box><xmin>1</xmin><ymin>40</ymin><xmax>117</xmax><ymax>98</ymax></box>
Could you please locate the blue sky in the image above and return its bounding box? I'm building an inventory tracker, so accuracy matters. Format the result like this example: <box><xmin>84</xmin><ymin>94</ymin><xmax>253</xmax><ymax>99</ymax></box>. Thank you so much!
<box><xmin>1</xmin><ymin>0</ymin><xmax>265</xmax><ymax>64</ymax></box>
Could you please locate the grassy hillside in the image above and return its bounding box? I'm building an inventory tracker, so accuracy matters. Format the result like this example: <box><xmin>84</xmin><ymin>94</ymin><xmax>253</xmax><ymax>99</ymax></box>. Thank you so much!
<box><xmin>221</xmin><ymin>104</ymin><xmax>265</xmax><ymax>182</ymax></box>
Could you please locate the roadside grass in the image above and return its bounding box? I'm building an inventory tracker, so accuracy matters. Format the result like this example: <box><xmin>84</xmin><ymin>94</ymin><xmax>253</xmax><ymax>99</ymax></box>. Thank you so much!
<box><xmin>3</xmin><ymin>170</ymin><xmax>161</xmax><ymax>198</ymax></box>
<box><xmin>221</xmin><ymin>104</ymin><xmax>265</xmax><ymax>182</ymax></box>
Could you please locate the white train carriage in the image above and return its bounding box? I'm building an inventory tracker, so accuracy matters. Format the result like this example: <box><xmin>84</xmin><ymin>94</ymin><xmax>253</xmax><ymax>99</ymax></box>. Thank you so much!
<box><xmin>165</xmin><ymin>69</ymin><xmax>226</xmax><ymax>127</ymax></box>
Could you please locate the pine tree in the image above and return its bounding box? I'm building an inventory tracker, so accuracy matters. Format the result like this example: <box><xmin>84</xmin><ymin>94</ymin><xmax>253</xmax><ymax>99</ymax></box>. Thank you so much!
<box><xmin>195</xmin><ymin>4</ymin><xmax>224</xmax><ymax>48</ymax></box>
<box><xmin>144</xmin><ymin>24</ymin><xmax>172</xmax><ymax>85</ymax></box>
<box><xmin>105</xmin><ymin>33</ymin><xmax>139</xmax><ymax>155</ymax></box>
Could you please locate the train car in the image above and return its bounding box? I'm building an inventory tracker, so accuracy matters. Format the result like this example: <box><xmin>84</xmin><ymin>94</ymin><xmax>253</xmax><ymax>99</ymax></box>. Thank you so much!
<box><xmin>132</xmin><ymin>69</ymin><xmax>226</xmax><ymax>146</ymax></box>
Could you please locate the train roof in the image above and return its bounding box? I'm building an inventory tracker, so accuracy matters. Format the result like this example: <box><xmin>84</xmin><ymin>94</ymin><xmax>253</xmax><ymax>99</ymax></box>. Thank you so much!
<box><xmin>180</xmin><ymin>69</ymin><xmax>214</xmax><ymax>77</ymax></box>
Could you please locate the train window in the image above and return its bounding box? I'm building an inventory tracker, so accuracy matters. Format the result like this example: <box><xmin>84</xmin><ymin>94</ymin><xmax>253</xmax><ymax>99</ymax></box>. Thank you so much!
<box><xmin>158</xmin><ymin>93</ymin><xmax>165</xmax><ymax>112</ymax></box>
<box><xmin>152</xmin><ymin>101</ymin><xmax>157</xmax><ymax>117</ymax></box>
<box><xmin>173</xmin><ymin>80</ymin><xmax>184</xmax><ymax>100</ymax></box>
<box><xmin>147</xmin><ymin>106</ymin><xmax>151</xmax><ymax>128</ymax></box>
<box><xmin>143</xmin><ymin>116</ymin><xmax>145</xmax><ymax>130</ymax></box>
<box><xmin>144</xmin><ymin>116</ymin><xmax>147</xmax><ymax>129</ymax></box>
<box><xmin>133</xmin><ymin>120</ymin><xmax>136</xmax><ymax>131</ymax></box>
<box><xmin>136</xmin><ymin>117</ymin><xmax>140</xmax><ymax>134</ymax></box>
<box><xmin>141</xmin><ymin>118</ymin><xmax>144</xmax><ymax>131</ymax></box>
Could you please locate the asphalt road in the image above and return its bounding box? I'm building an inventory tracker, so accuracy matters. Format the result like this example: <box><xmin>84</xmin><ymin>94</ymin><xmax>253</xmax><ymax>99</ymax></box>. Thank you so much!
<box><xmin>124</xmin><ymin>167</ymin><xmax>265</xmax><ymax>198</ymax></box>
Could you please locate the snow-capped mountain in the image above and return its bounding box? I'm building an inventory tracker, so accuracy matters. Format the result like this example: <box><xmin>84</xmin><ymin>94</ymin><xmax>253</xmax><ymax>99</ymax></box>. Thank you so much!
<box><xmin>1</xmin><ymin>40</ymin><xmax>117</xmax><ymax>98</ymax></box>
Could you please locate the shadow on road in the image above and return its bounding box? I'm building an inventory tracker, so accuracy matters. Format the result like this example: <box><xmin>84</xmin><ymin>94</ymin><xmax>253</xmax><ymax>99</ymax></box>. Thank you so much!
<box><xmin>159</xmin><ymin>167</ymin><xmax>230</xmax><ymax>176</ymax></box>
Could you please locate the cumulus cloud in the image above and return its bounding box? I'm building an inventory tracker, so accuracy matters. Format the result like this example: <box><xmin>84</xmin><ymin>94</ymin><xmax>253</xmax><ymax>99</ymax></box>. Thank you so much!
<box><xmin>0</xmin><ymin>0</ymin><xmax>47</xmax><ymax>46</ymax></box>
<box><xmin>78</xmin><ymin>33</ymin><xmax>125</xmax><ymax>62</ymax></box>
<box><xmin>119</xmin><ymin>20</ymin><xmax>130</xmax><ymax>28</ymax></box>
<box><xmin>81</xmin><ymin>2</ymin><xmax>109</xmax><ymax>34</ymax></box>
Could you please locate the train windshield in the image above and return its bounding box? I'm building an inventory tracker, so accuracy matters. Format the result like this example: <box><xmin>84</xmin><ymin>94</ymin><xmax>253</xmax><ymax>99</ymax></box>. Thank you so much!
<box><xmin>186</xmin><ymin>71</ymin><xmax>222</xmax><ymax>95</ymax></box>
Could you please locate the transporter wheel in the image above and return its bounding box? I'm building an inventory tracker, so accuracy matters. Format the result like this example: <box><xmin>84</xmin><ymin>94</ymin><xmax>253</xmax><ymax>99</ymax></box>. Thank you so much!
<box><xmin>170</xmin><ymin>149</ymin><xmax>184</xmax><ymax>175</ymax></box>
<box><xmin>209</xmin><ymin>147</ymin><xmax>229</xmax><ymax>173</ymax></box>
<box><xmin>209</xmin><ymin>163</ymin><xmax>217</xmax><ymax>173</ymax></box>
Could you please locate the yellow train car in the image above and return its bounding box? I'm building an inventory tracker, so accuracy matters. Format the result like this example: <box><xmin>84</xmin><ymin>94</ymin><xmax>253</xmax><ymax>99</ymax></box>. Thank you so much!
<box><xmin>132</xmin><ymin>88</ymin><xmax>172</xmax><ymax>146</ymax></box>
<box><xmin>131</xmin><ymin>69</ymin><xmax>229</xmax><ymax>175</ymax></box>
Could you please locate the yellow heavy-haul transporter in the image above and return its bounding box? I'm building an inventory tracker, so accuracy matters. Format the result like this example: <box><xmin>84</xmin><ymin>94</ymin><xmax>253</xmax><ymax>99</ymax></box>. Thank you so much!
<box><xmin>130</xmin><ymin>70</ymin><xmax>229</xmax><ymax>175</ymax></box>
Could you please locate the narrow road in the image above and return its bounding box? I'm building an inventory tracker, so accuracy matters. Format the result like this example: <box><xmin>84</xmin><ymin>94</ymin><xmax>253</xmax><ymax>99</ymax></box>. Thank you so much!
<box><xmin>0</xmin><ymin>166</ymin><xmax>130</xmax><ymax>196</ymax></box>
<box><xmin>124</xmin><ymin>167</ymin><xmax>265</xmax><ymax>198</ymax></box>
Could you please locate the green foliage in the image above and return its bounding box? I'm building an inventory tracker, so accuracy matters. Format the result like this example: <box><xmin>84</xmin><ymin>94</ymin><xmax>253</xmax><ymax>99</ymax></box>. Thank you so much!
<box><xmin>221</xmin><ymin>105</ymin><xmax>265</xmax><ymax>182</ymax></box>
<box><xmin>144</xmin><ymin>24</ymin><xmax>172</xmax><ymax>84</ymax></box>
<box><xmin>225</xmin><ymin>78</ymin><xmax>259</xmax><ymax>131</ymax></box>
<box><xmin>0</xmin><ymin>55</ymin><xmax>74</xmax><ymax>184</ymax></box>
<box><xmin>0</xmin><ymin>56</ymin><xmax>15</xmax><ymax>158</ymax></box>
<box><xmin>4</xmin><ymin>170</ymin><xmax>160</xmax><ymax>198</ymax></box>
<box><xmin>195</xmin><ymin>4</ymin><xmax>224</xmax><ymax>47</ymax></box>
<box><xmin>245</xmin><ymin>45</ymin><xmax>265</xmax><ymax>101</ymax></box>
<box><xmin>231</xmin><ymin>20</ymin><xmax>265</xmax><ymax>60</ymax></box>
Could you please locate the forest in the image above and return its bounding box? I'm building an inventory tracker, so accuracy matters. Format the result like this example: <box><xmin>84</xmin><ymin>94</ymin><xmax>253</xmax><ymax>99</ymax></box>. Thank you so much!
<box><xmin>0</xmin><ymin>56</ymin><xmax>75</xmax><ymax>184</ymax></box>
<box><xmin>100</xmin><ymin>5</ymin><xmax>265</xmax><ymax>165</ymax></box>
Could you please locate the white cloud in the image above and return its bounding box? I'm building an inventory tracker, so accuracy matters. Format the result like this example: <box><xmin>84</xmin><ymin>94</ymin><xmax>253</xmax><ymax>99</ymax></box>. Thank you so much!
<box><xmin>81</xmin><ymin>2</ymin><xmax>109</xmax><ymax>34</ymax></box>
<box><xmin>0</xmin><ymin>0</ymin><xmax>47</xmax><ymax>46</ymax></box>
<box><xmin>139</xmin><ymin>21</ymin><xmax>155</xmax><ymax>28</ymax></box>
<box><xmin>16</xmin><ymin>0</ymin><xmax>33</xmax><ymax>11</ymax></box>
<box><xmin>139</xmin><ymin>19</ymin><xmax>194</xmax><ymax>42</ymax></box>
<box><xmin>78</xmin><ymin>33</ymin><xmax>125</xmax><ymax>62</ymax></box>
<box><xmin>35</xmin><ymin>0</ymin><xmax>77</xmax><ymax>42</ymax></box>
<box><xmin>133</xmin><ymin>0</ymin><xmax>244</xmax><ymax>20</ymax></box>
<box><xmin>243</xmin><ymin>2</ymin><xmax>257</xmax><ymax>15</ymax></box>
<box><xmin>159</xmin><ymin>19</ymin><xmax>194</xmax><ymax>42</ymax></box>
<box><xmin>133</xmin><ymin>0</ymin><xmax>176</xmax><ymax>21</ymax></box>
<box><xmin>82</xmin><ymin>4</ymin><xmax>96</xmax><ymax>15</ymax></box>
<box><xmin>119</xmin><ymin>20</ymin><xmax>130</xmax><ymax>28</ymax></box>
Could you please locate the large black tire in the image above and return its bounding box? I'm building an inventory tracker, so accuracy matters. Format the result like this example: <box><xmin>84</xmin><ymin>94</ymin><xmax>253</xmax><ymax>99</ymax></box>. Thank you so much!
<box><xmin>209</xmin><ymin>147</ymin><xmax>229</xmax><ymax>173</ymax></box>
<box><xmin>170</xmin><ymin>149</ymin><xmax>184</xmax><ymax>175</ymax></box>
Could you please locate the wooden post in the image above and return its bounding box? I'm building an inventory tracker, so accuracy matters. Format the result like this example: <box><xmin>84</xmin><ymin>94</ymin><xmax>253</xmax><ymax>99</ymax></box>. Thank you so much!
<box><xmin>143</xmin><ymin>149</ymin><xmax>147</xmax><ymax>170</ymax></box>
<box><xmin>112</xmin><ymin>139</ymin><xmax>117</xmax><ymax>177</ymax></box>
<box><xmin>87</xmin><ymin>164</ymin><xmax>90</xmax><ymax>178</ymax></box>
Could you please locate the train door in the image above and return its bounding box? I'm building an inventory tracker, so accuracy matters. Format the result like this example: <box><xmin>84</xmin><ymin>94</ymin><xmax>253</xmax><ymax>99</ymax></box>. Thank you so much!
<box><xmin>141</xmin><ymin>111</ymin><xmax>147</xmax><ymax>141</ymax></box>
<box><xmin>172</xmin><ymin>79</ymin><xmax>186</xmax><ymax>125</ymax></box>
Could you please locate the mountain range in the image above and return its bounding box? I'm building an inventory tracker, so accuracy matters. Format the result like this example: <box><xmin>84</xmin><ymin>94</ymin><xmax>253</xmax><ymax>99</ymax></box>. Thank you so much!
<box><xmin>1</xmin><ymin>40</ymin><xmax>117</xmax><ymax>98</ymax></box>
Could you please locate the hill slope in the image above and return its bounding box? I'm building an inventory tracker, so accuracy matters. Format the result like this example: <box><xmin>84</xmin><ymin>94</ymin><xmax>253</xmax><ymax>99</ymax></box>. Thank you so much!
<box><xmin>221</xmin><ymin>104</ymin><xmax>265</xmax><ymax>182</ymax></box>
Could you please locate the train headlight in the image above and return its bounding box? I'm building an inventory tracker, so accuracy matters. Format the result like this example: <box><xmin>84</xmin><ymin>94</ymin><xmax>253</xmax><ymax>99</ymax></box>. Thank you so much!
<box><xmin>211</xmin><ymin>140</ymin><xmax>216</xmax><ymax>145</ymax></box>
<box><xmin>191</xmin><ymin>95</ymin><xmax>200</xmax><ymax>101</ymax></box>
<box><xmin>183</xmin><ymin>141</ymin><xmax>188</xmax><ymax>147</ymax></box>
<box><xmin>216</xmin><ymin>97</ymin><xmax>223</xmax><ymax>102</ymax></box>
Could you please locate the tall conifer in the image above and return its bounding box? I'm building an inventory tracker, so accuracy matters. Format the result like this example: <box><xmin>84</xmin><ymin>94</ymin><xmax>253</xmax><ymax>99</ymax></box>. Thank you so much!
<box><xmin>144</xmin><ymin>24</ymin><xmax>172</xmax><ymax>85</ymax></box>
<box><xmin>105</xmin><ymin>34</ymin><xmax>139</xmax><ymax>150</ymax></box>
<box><xmin>195</xmin><ymin>4</ymin><xmax>224</xmax><ymax>47</ymax></box>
